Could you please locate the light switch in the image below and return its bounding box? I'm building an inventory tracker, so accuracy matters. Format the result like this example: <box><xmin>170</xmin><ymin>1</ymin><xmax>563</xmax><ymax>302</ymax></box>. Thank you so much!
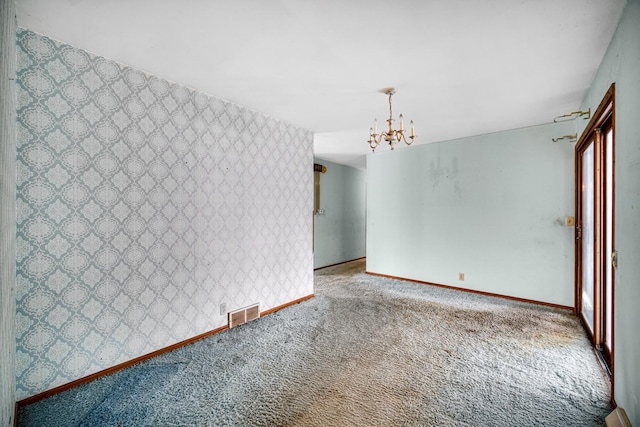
<box><xmin>565</xmin><ymin>216</ymin><xmax>575</xmax><ymax>226</ymax></box>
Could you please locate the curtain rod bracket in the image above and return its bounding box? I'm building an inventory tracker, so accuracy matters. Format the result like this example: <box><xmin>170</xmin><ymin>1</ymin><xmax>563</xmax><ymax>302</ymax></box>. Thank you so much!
<box><xmin>553</xmin><ymin>108</ymin><xmax>591</xmax><ymax>123</ymax></box>
<box><xmin>552</xmin><ymin>134</ymin><xmax>577</xmax><ymax>143</ymax></box>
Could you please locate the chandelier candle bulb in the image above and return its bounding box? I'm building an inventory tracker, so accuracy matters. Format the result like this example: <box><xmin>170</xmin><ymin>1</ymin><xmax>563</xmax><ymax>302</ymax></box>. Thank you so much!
<box><xmin>411</xmin><ymin>121</ymin><xmax>415</xmax><ymax>138</ymax></box>
<box><xmin>399</xmin><ymin>114</ymin><xmax>404</xmax><ymax>130</ymax></box>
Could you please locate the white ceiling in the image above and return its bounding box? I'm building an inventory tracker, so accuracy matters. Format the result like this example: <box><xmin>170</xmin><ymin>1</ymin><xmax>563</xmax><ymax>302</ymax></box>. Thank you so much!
<box><xmin>17</xmin><ymin>0</ymin><xmax>626</xmax><ymax>169</ymax></box>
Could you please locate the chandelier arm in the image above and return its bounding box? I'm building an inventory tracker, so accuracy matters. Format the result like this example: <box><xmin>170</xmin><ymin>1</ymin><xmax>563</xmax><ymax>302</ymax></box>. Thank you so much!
<box><xmin>397</xmin><ymin>132</ymin><xmax>415</xmax><ymax>145</ymax></box>
<box><xmin>368</xmin><ymin>135</ymin><xmax>381</xmax><ymax>151</ymax></box>
<box><xmin>369</xmin><ymin>133</ymin><xmax>383</xmax><ymax>145</ymax></box>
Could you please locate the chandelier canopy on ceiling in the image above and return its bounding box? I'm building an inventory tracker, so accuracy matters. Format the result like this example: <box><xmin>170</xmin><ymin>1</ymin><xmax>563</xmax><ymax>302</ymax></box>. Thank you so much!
<box><xmin>367</xmin><ymin>88</ymin><xmax>416</xmax><ymax>152</ymax></box>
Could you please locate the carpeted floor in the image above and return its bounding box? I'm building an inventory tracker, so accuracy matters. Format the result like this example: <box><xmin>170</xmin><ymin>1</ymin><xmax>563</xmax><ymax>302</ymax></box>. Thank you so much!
<box><xmin>19</xmin><ymin>259</ymin><xmax>612</xmax><ymax>426</ymax></box>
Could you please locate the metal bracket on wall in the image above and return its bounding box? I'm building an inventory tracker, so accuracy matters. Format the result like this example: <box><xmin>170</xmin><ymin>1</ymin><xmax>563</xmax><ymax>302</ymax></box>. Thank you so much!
<box><xmin>552</xmin><ymin>134</ymin><xmax>577</xmax><ymax>142</ymax></box>
<box><xmin>553</xmin><ymin>108</ymin><xmax>591</xmax><ymax>123</ymax></box>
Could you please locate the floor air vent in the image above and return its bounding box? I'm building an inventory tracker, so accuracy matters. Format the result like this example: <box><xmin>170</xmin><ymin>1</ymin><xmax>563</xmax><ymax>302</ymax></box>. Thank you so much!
<box><xmin>228</xmin><ymin>304</ymin><xmax>260</xmax><ymax>328</ymax></box>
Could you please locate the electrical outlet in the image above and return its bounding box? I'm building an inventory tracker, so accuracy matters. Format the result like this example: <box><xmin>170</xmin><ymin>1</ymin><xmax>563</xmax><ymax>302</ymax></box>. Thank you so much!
<box><xmin>459</xmin><ymin>273</ymin><xmax>465</xmax><ymax>281</ymax></box>
<box><xmin>220</xmin><ymin>303</ymin><xmax>227</xmax><ymax>316</ymax></box>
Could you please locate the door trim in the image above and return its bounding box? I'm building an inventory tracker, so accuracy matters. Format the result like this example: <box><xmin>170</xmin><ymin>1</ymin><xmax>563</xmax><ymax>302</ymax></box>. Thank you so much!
<box><xmin>574</xmin><ymin>82</ymin><xmax>615</xmax><ymax>400</ymax></box>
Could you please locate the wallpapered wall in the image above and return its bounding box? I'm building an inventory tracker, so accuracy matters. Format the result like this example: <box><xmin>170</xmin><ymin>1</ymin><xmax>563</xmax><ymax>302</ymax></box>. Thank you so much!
<box><xmin>15</xmin><ymin>28</ymin><xmax>314</xmax><ymax>400</ymax></box>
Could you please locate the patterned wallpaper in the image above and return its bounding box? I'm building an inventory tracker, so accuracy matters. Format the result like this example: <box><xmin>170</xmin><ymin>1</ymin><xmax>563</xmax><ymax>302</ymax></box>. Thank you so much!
<box><xmin>15</xmin><ymin>28</ymin><xmax>314</xmax><ymax>400</ymax></box>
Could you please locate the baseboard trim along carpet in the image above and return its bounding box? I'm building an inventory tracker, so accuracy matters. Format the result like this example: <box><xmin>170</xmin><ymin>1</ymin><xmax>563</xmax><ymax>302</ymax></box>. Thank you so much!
<box><xmin>314</xmin><ymin>257</ymin><xmax>366</xmax><ymax>271</ymax></box>
<box><xmin>366</xmin><ymin>271</ymin><xmax>574</xmax><ymax>311</ymax></box>
<box><xmin>260</xmin><ymin>294</ymin><xmax>315</xmax><ymax>316</ymax></box>
<box><xmin>16</xmin><ymin>293</ymin><xmax>315</xmax><ymax>409</ymax></box>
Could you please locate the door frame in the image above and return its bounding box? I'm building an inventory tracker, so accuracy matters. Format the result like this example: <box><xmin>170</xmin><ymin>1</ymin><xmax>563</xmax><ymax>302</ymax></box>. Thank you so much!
<box><xmin>574</xmin><ymin>83</ymin><xmax>615</xmax><ymax>397</ymax></box>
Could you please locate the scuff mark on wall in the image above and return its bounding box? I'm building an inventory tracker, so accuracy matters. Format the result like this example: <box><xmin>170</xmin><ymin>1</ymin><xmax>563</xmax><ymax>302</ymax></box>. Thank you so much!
<box><xmin>428</xmin><ymin>148</ymin><xmax>462</xmax><ymax>198</ymax></box>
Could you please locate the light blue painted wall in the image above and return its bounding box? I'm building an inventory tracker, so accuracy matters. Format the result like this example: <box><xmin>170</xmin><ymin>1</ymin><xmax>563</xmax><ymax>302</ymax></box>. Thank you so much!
<box><xmin>14</xmin><ymin>29</ymin><xmax>313</xmax><ymax>400</ymax></box>
<box><xmin>367</xmin><ymin>120</ymin><xmax>576</xmax><ymax>306</ymax></box>
<box><xmin>1</xmin><ymin>1</ymin><xmax>17</xmax><ymax>424</ymax></box>
<box><xmin>313</xmin><ymin>159</ymin><xmax>365</xmax><ymax>268</ymax></box>
<box><xmin>578</xmin><ymin>0</ymin><xmax>640</xmax><ymax>422</ymax></box>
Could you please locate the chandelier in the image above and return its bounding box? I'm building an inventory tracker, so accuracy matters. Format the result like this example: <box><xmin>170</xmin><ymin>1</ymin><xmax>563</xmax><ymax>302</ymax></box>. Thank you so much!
<box><xmin>367</xmin><ymin>88</ymin><xmax>416</xmax><ymax>152</ymax></box>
